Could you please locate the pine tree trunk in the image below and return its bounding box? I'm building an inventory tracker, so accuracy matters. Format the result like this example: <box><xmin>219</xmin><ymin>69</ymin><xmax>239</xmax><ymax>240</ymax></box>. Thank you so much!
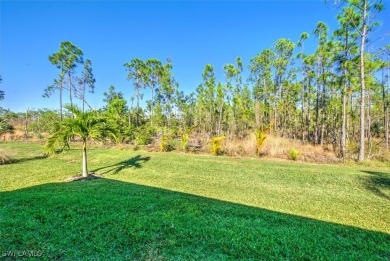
<box><xmin>82</xmin><ymin>83</ymin><xmax>85</xmax><ymax>113</ymax></box>
<box><xmin>255</xmin><ymin>99</ymin><xmax>260</xmax><ymax>128</ymax></box>
<box><xmin>69</xmin><ymin>73</ymin><xmax>73</xmax><ymax>110</ymax></box>
<box><xmin>59</xmin><ymin>83</ymin><xmax>63</xmax><ymax>121</ymax></box>
<box><xmin>307</xmin><ymin>79</ymin><xmax>312</xmax><ymax>142</ymax></box>
<box><xmin>315</xmin><ymin>89</ymin><xmax>320</xmax><ymax>145</ymax></box>
<box><xmin>151</xmin><ymin>84</ymin><xmax>154</xmax><ymax>127</ymax></box>
<box><xmin>341</xmin><ymin>86</ymin><xmax>347</xmax><ymax>157</ymax></box>
<box><xmin>340</xmin><ymin>30</ymin><xmax>348</xmax><ymax>158</ymax></box>
<box><xmin>218</xmin><ymin>103</ymin><xmax>223</xmax><ymax>136</ymax></box>
<box><xmin>315</xmin><ymin>61</ymin><xmax>320</xmax><ymax>145</ymax></box>
<box><xmin>367</xmin><ymin>86</ymin><xmax>372</xmax><ymax>157</ymax></box>
<box><xmin>358</xmin><ymin>0</ymin><xmax>367</xmax><ymax>162</ymax></box>
<box><xmin>301</xmin><ymin>85</ymin><xmax>305</xmax><ymax>142</ymax></box>
<box><xmin>385</xmin><ymin>106</ymin><xmax>389</xmax><ymax>150</ymax></box>
<box><xmin>384</xmin><ymin>65</ymin><xmax>389</xmax><ymax>150</ymax></box>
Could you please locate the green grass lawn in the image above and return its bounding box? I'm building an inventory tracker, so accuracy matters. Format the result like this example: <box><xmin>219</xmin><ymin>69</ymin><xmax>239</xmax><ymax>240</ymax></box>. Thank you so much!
<box><xmin>1</xmin><ymin>142</ymin><xmax>389</xmax><ymax>260</ymax></box>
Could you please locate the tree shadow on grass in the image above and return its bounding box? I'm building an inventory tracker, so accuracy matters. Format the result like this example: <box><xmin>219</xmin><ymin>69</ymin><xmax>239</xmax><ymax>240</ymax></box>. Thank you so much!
<box><xmin>360</xmin><ymin>171</ymin><xmax>390</xmax><ymax>200</ymax></box>
<box><xmin>10</xmin><ymin>155</ymin><xmax>48</xmax><ymax>164</ymax></box>
<box><xmin>92</xmin><ymin>155</ymin><xmax>151</xmax><ymax>175</ymax></box>
<box><xmin>1</xmin><ymin>178</ymin><xmax>389</xmax><ymax>260</ymax></box>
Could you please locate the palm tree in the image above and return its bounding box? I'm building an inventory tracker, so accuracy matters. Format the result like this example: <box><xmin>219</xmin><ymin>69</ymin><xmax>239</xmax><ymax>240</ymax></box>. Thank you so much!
<box><xmin>45</xmin><ymin>105</ymin><xmax>116</xmax><ymax>177</ymax></box>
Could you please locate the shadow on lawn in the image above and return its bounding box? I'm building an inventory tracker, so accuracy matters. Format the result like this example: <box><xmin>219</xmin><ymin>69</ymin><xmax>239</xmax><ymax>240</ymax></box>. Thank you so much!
<box><xmin>1</xmin><ymin>178</ymin><xmax>389</xmax><ymax>260</ymax></box>
<box><xmin>10</xmin><ymin>155</ymin><xmax>48</xmax><ymax>164</ymax></box>
<box><xmin>92</xmin><ymin>155</ymin><xmax>151</xmax><ymax>174</ymax></box>
<box><xmin>360</xmin><ymin>171</ymin><xmax>390</xmax><ymax>200</ymax></box>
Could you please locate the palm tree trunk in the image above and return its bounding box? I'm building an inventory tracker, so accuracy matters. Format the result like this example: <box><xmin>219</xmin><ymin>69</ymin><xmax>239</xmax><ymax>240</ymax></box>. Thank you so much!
<box><xmin>82</xmin><ymin>139</ymin><xmax>88</xmax><ymax>177</ymax></box>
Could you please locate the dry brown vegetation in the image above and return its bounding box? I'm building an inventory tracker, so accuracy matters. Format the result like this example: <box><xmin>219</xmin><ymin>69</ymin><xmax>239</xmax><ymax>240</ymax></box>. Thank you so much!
<box><xmin>2</xmin><ymin>128</ymin><xmax>389</xmax><ymax>164</ymax></box>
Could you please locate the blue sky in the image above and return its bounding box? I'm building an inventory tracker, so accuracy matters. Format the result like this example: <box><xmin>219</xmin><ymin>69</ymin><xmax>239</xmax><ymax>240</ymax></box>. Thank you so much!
<box><xmin>1</xmin><ymin>0</ymin><xmax>389</xmax><ymax>112</ymax></box>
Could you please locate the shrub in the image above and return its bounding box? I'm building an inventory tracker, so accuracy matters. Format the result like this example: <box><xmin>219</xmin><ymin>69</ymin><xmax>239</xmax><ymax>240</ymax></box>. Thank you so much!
<box><xmin>160</xmin><ymin>134</ymin><xmax>175</xmax><ymax>152</ymax></box>
<box><xmin>135</xmin><ymin>127</ymin><xmax>153</xmax><ymax>145</ymax></box>
<box><xmin>179</xmin><ymin>126</ymin><xmax>197</xmax><ymax>153</ymax></box>
<box><xmin>181</xmin><ymin>133</ymin><xmax>189</xmax><ymax>152</ymax></box>
<box><xmin>122</xmin><ymin>126</ymin><xmax>136</xmax><ymax>143</ymax></box>
<box><xmin>255</xmin><ymin>128</ymin><xmax>268</xmax><ymax>156</ymax></box>
<box><xmin>289</xmin><ymin>149</ymin><xmax>300</xmax><ymax>161</ymax></box>
<box><xmin>211</xmin><ymin>136</ymin><xmax>225</xmax><ymax>156</ymax></box>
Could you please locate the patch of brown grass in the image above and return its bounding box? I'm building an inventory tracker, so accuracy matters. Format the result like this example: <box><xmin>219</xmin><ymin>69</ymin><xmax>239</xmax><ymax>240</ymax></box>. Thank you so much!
<box><xmin>222</xmin><ymin>134</ymin><xmax>339</xmax><ymax>163</ymax></box>
<box><xmin>262</xmin><ymin>136</ymin><xmax>339</xmax><ymax>163</ymax></box>
<box><xmin>224</xmin><ymin>134</ymin><xmax>257</xmax><ymax>157</ymax></box>
<box><xmin>0</xmin><ymin>149</ymin><xmax>14</xmax><ymax>165</ymax></box>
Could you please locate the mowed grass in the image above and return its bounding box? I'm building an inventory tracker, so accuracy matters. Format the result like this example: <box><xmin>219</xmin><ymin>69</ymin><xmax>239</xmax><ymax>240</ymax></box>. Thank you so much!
<box><xmin>0</xmin><ymin>142</ymin><xmax>389</xmax><ymax>260</ymax></box>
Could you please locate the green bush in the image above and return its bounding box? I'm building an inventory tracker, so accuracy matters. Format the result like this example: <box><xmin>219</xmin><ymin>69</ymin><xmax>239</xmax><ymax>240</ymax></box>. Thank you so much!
<box><xmin>211</xmin><ymin>136</ymin><xmax>225</xmax><ymax>156</ymax></box>
<box><xmin>255</xmin><ymin>128</ymin><xmax>267</xmax><ymax>156</ymax></box>
<box><xmin>160</xmin><ymin>134</ymin><xmax>175</xmax><ymax>152</ymax></box>
<box><xmin>179</xmin><ymin>126</ymin><xmax>197</xmax><ymax>153</ymax></box>
<box><xmin>121</xmin><ymin>126</ymin><xmax>135</xmax><ymax>143</ymax></box>
<box><xmin>289</xmin><ymin>149</ymin><xmax>300</xmax><ymax>161</ymax></box>
<box><xmin>181</xmin><ymin>134</ymin><xmax>189</xmax><ymax>152</ymax></box>
<box><xmin>135</xmin><ymin>127</ymin><xmax>153</xmax><ymax>145</ymax></box>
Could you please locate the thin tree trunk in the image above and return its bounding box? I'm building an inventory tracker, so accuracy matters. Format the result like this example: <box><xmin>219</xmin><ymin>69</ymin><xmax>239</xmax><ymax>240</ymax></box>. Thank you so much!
<box><xmin>320</xmin><ymin>113</ymin><xmax>326</xmax><ymax>146</ymax></box>
<box><xmin>69</xmin><ymin>73</ymin><xmax>73</xmax><ymax>109</ymax></box>
<box><xmin>384</xmin><ymin>63</ymin><xmax>389</xmax><ymax>149</ymax></box>
<box><xmin>367</xmin><ymin>85</ymin><xmax>372</xmax><ymax>156</ymax></box>
<box><xmin>346</xmin><ymin>89</ymin><xmax>350</xmax><ymax>143</ymax></box>
<box><xmin>358</xmin><ymin>0</ymin><xmax>367</xmax><ymax>162</ymax></box>
<box><xmin>24</xmin><ymin>108</ymin><xmax>29</xmax><ymax>139</ymax></box>
<box><xmin>150</xmin><ymin>83</ymin><xmax>154</xmax><ymax>127</ymax></box>
<box><xmin>136</xmin><ymin>83</ymin><xmax>140</xmax><ymax>128</ymax></box>
<box><xmin>59</xmin><ymin>83</ymin><xmax>63</xmax><ymax>121</ymax></box>
<box><xmin>255</xmin><ymin>99</ymin><xmax>260</xmax><ymax>128</ymax></box>
<box><xmin>341</xmin><ymin>85</ymin><xmax>347</xmax><ymax>157</ymax></box>
<box><xmin>320</xmin><ymin>61</ymin><xmax>326</xmax><ymax>146</ymax></box>
<box><xmin>218</xmin><ymin>103</ymin><xmax>223</xmax><ymax>136</ymax></box>
<box><xmin>82</xmin><ymin>139</ymin><xmax>88</xmax><ymax>178</ymax></box>
<box><xmin>340</xmin><ymin>29</ymin><xmax>348</xmax><ymax>158</ymax></box>
<box><xmin>307</xmin><ymin>79</ymin><xmax>312</xmax><ymax>142</ymax></box>
<box><xmin>315</xmin><ymin>59</ymin><xmax>321</xmax><ymax>145</ymax></box>
<box><xmin>82</xmin><ymin>83</ymin><xmax>86</xmax><ymax>113</ymax></box>
<box><xmin>301</xmin><ymin>84</ymin><xmax>305</xmax><ymax>142</ymax></box>
<box><xmin>386</xmin><ymin>105</ymin><xmax>389</xmax><ymax>150</ymax></box>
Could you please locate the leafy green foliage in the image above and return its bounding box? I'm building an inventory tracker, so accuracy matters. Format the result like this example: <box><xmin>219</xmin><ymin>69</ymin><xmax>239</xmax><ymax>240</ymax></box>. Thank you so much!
<box><xmin>0</xmin><ymin>108</ymin><xmax>15</xmax><ymax>136</ymax></box>
<box><xmin>0</xmin><ymin>117</ymin><xmax>14</xmax><ymax>136</ymax></box>
<box><xmin>135</xmin><ymin>126</ymin><xmax>153</xmax><ymax>145</ymax></box>
<box><xmin>103</xmin><ymin>85</ymin><xmax>130</xmax><ymax>143</ymax></box>
<box><xmin>255</xmin><ymin>128</ymin><xmax>268</xmax><ymax>156</ymax></box>
<box><xmin>289</xmin><ymin>149</ymin><xmax>300</xmax><ymax>161</ymax></box>
<box><xmin>160</xmin><ymin>134</ymin><xmax>175</xmax><ymax>152</ymax></box>
<box><xmin>211</xmin><ymin>136</ymin><xmax>225</xmax><ymax>156</ymax></box>
<box><xmin>181</xmin><ymin>133</ymin><xmax>189</xmax><ymax>152</ymax></box>
<box><xmin>45</xmin><ymin>106</ymin><xmax>116</xmax><ymax>155</ymax></box>
<box><xmin>179</xmin><ymin>126</ymin><xmax>196</xmax><ymax>152</ymax></box>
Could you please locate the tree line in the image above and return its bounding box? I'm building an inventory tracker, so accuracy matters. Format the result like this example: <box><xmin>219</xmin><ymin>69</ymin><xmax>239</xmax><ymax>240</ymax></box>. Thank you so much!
<box><xmin>1</xmin><ymin>0</ymin><xmax>389</xmax><ymax>162</ymax></box>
